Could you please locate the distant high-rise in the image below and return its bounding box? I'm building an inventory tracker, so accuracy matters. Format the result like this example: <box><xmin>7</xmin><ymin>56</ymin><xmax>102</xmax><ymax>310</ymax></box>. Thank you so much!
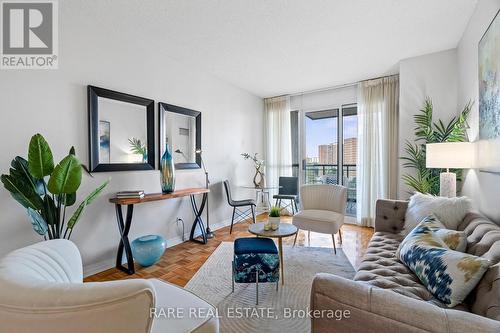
<box><xmin>343</xmin><ymin>138</ymin><xmax>357</xmax><ymax>165</ymax></box>
<box><xmin>318</xmin><ymin>143</ymin><xmax>337</xmax><ymax>164</ymax></box>
<box><xmin>318</xmin><ymin>138</ymin><xmax>357</xmax><ymax>165</ymax></box>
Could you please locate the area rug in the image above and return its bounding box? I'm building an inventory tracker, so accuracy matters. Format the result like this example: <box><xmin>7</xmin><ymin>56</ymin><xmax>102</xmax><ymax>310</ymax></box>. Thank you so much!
<box><xmin>185</xmin><ymin>242</ymin><xmax>355</xmax><ymax>333</ymax></box>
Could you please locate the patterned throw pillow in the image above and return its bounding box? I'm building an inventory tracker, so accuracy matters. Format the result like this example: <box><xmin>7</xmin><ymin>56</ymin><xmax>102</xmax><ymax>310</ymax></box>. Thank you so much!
<box><xmin>420</xmin><ymin>215</ymin><xmax>468</xmax><ymax>252</ymax></box>
<box><xmin>323</xmin><ymin>176</ymin><xmax>337</xmax><ymax>184</ymax></box>
<box><xmin>397</xmin><ymin>220</ymin><xmax>491</xmax><ymax>307</ymax></box>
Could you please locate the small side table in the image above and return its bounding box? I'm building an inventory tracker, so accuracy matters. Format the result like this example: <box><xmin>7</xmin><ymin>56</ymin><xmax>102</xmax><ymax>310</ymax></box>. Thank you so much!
<box><xmin>248</xmin><ymin>222</ymin><xmax>298</xmax><ymax>285</ymax></box>
<box><xmin>109</xmin><ymin>188</ymin><xmax>210</xmax><ymax>275</ymax></box>
<box><xmin>241</xmin><ymin>186</ymin><xmax>281</xmax><ymax>212</ymax></box>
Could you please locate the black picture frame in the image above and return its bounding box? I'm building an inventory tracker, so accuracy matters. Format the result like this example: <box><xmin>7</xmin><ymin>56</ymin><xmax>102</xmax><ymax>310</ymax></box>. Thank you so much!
<box><xmin>88</xmin><ymin>85</ymin><xmax>155</xmax><ymax>172</ymax></box>
<box><xmin>159</xmin><ymin>102</ymin><xmax>201</xmax><ymax>169</ymax></box>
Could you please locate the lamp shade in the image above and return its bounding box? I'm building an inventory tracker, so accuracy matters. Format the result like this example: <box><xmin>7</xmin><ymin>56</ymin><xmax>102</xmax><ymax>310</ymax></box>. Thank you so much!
<box><xmin>426</xmin><ymin>142</ymin><xmax>475</xmax><ymax>169</ymax></box>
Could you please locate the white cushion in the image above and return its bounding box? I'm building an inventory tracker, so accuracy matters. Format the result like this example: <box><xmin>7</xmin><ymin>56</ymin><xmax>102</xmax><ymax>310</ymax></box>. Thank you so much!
<box><xmin>402</xmin><ymin>193</ymin><xmax>472</xmax><ymax>235</ymax></box>
<box><xmin>150</xmin><ymin>279</ymin><xmax>219</xmax><ymax>333</ymax></box>
<box><xmin>292</xmin><ymin>209</ymin><xmax>343</xmax><ymax>234</ymax></box>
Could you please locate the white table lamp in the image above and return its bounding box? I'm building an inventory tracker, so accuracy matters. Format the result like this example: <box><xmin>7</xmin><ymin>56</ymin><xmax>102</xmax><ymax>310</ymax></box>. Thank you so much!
<box><xmin>426</xmin><ymin>142</ymin><xmax>475</xmax><ymax>197</ymax></box>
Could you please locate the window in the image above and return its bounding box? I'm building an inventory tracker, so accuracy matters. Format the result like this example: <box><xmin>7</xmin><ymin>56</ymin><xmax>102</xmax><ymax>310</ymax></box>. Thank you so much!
<box><xmin>292</xmin><ymin>104</ymin><xmax>357</xmax><ymax>215</ymax></box>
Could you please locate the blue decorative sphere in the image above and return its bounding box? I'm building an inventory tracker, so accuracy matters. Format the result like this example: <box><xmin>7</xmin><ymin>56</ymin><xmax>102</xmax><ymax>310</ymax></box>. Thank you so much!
<box><xmin>131</xmin><ymin>235</ymin><xmax>166</xmax><ymax>267</ymax></box>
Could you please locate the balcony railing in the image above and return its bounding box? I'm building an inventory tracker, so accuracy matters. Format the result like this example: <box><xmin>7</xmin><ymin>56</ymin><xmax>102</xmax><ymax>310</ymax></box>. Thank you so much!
<box><xmin>303</xmin><ymin>163</ymin><xmax>357</xmax><ymax>216</ymax></box>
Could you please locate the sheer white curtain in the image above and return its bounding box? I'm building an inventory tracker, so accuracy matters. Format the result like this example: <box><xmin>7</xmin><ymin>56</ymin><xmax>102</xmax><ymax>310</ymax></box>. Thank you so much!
<box><xmin>265</xmin><ymin>96</ymin><xmax>292</xmax><ymax>191</ymax></box>
<box><xmin>357</xmin><ymin>76</ymin><xmax>399</xmax><ymax>227</ymax></box>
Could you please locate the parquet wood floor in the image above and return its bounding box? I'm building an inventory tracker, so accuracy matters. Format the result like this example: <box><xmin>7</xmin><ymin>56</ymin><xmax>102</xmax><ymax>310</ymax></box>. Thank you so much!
<box><xmin>85</xmin><ymin>214</ymin><xmax>373</xmax><ymax>287</ymax></box>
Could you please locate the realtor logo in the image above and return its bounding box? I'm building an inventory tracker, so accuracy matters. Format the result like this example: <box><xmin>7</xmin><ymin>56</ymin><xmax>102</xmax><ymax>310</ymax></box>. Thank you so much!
<box><xmin>1</xmin><ymin>0</ymin><xmax>58</xmax><ymax>69</ymax></box>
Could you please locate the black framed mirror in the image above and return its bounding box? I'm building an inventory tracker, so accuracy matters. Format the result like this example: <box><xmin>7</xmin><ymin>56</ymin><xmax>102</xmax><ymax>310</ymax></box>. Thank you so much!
<box><xmin>88</xmin><ymin>86</ymin><xmax>155</xmax><ymax>172</ymax></box>
<box><xmin>159</xmin><ymin>102</ymin><xmax>201</xmax><ymax>169</ymax></box>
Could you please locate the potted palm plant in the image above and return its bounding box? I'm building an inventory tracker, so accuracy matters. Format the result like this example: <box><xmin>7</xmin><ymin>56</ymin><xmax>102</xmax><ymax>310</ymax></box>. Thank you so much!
<box><xmin>401</xmin><ymin>98</ymin><xmax>471</xmax><ymax>195</ymax></box>
<box><xmin>1</xmin><ymin>133</ymin><xmax>109</xmax><ymax>240</ymax></box>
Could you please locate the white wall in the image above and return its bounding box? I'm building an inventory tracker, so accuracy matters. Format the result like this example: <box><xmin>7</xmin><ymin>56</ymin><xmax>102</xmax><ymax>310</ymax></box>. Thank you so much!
<box><xmin>398</xmin><ymin>49</ymin><xmax>459</xmax><ymax>199</ymax></box>
<box><xmin>0</xmin><ymin>3</ymin><xmax>263</xmax><ymax>275</ymax></box>
<box><xmin>458</xmin><ymin>0</ymin><xmax>500</xmax><ymax>223</ymax></box>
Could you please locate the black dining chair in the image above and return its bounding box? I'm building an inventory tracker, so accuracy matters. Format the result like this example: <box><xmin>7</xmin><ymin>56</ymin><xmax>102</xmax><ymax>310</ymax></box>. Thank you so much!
<box><xmin>223</xmin><ymin>180</ymin><xmax>256</xmax><ymax>233</ymax></box>
<box><xmin>273</xmin><ymin>176</ymin><xmax>299</xmax><ymax>214</ymax></box>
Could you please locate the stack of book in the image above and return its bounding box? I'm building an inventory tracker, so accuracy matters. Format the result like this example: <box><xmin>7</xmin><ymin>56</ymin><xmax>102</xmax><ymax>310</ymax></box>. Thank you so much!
<box><xmin>116</xmin><ymin>190</ymin><xmax>145</xmax><ymax>199</ymax></box>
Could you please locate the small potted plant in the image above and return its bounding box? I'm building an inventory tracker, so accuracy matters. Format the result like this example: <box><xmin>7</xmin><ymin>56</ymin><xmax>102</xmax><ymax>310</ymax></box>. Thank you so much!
<box><xmin>268</xmin><ymin>206</ymin><xmax>281</xmax><ymax>230</ymax></box>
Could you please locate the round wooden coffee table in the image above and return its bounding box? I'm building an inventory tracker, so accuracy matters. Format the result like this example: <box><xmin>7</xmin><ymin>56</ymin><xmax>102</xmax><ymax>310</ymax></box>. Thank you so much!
<box><xmin>248</xmin><ymin>222</ymin><xmax>298</xmax><ymax>285</ymax></box>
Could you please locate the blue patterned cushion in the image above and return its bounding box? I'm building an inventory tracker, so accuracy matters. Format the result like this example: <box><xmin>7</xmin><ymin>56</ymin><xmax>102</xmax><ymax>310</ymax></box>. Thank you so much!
<box><xmin>234</xmin><ymin>237</ymin><xmax>278</xmax><ymax>255</ymax></box>
<box><xmin>323</xmin><ymin>176</ymin><xmax>336</xmax><ymax>184</ymax></box>
<box><xmin>397</xmin><ymin>220</ymin><xmax>491</xmax><ymax>307</ymax></box>
<box><xmin>234</xmin><ymin>238</ymin><xmax>279</xmax><ymax>284</ymax></box>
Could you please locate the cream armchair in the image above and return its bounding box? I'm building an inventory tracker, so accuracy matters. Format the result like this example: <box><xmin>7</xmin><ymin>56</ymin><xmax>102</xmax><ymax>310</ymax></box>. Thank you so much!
<box><xmin>0</xmin><ymin>239</ymin><xmax>219</xmax><ymax>333</ymax></box>
<box><xmin>292</xmin><ymin>184</ymin><xmax>347</xmax><ymax>254</ymax></box>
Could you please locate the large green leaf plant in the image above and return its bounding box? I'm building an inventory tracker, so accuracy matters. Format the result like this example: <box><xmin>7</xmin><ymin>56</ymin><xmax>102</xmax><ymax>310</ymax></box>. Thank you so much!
<box><xmin>401</xmin><ymin>98</ymin><xmax>471</xmax><ymax>195</ymax></box>
<box><xmin>1</xmin><ymin>134</ymin><xmax>109</xmax><ymax>239</ymax></box>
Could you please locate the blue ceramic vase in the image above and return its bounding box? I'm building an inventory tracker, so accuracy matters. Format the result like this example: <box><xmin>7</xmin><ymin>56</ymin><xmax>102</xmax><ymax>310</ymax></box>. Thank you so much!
<box><xmin>160</xmin><ymin>143</ymin><xmax>175</xmax><ymax>193</ymax></box>
<box><xmin>131</xmin><ymin>235</ymin><xmax>167</xmax><ymax>267</ymax></box>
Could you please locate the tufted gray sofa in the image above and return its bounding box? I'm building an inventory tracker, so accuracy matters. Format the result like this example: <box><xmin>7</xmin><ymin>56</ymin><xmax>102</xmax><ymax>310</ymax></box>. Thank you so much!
<box><xmin>310</xmin><ymin>199</ymin><xmax>500</xmax><ymax>333</ymax></box>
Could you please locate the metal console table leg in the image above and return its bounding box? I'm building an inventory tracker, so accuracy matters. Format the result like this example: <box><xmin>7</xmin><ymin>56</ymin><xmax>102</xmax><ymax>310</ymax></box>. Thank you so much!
<box><xmin>115</xmin><ymin>204</ymin><xmax>135</xmax><ymax>274</ymax></box>
<box><xmin>189</xmin><ymin>193</ymin><xmax>208</xmax><ymax>244</ymax></box>
<box><xmin>110</xmin><ymin>188</ymin><xmax>211</xmax><ymax>275</ymax></box>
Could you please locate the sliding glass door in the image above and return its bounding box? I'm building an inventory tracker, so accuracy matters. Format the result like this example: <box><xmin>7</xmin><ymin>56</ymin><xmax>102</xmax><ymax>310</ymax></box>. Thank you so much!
<box><xmin>295</xmin><ymin>104</ymin><xmax>357</xmax><ymax>215</ymax></box>
<box><xmin>304</xmin><ymin>109</ymin><xmax>339</xmax><ymax>185</ymax></box>
<box><xmin>342</xmin><ymin>105</ymin><xmax>357</xmax><ymax>216</ymax></box>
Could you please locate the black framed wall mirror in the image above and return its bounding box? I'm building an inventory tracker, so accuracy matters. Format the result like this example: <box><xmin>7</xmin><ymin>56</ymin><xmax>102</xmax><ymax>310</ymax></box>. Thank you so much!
<box><xmin>88</xmin><ymin>86</ymin><xmax>155</xmax><ymax>172</ymax></box>
<box><xmin>159</xmin><ymin>102</ymin><xmax>201</xmax><ymax>169</ymax></box>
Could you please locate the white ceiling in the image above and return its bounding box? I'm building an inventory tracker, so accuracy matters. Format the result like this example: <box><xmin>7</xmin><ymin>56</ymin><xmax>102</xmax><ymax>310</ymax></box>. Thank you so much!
<box><xmin>81</xmin><ymin>0</ymin><xmax>478</xmax><ymax>97</ymax></box>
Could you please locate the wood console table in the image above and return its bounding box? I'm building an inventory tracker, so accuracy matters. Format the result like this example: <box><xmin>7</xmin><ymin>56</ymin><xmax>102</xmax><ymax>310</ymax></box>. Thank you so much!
<box><xmin>109</xmin><ymin>188</ymin><xmax>210</xmax><ymax>274</ymax></box>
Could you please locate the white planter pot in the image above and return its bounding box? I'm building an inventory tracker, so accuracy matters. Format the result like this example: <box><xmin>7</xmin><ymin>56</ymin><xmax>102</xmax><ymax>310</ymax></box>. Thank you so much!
<box><xmin>268</xmin><ymin>216</ymin><xmax>281</xmax><ymax>230</ymax></box>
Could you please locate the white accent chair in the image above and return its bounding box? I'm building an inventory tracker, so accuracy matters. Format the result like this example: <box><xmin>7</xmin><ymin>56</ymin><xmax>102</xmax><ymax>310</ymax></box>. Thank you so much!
<box><xmin>0</xmin><ymin>239</ymin><xmax>219</xmax><ymax>333</ymax></box>
<box><xmin>292</xmin><ymin>184</ymin><xmax>347</xmax><ymax>254</ymax></box>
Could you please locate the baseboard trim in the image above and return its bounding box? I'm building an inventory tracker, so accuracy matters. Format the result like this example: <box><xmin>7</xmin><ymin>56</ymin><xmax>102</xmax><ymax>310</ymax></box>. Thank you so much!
<box><xmin>83</xmin><ymin>216</ymin><xmax>236</xmax><ymax>277</ymax></box>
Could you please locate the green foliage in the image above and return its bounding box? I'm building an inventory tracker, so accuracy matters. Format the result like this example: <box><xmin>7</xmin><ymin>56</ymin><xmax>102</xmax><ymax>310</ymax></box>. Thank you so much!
<box><xmin>269</xmin><ymin>206</ymin><xmax>281</xmax><ymax>217</ymax></box>
<box><xmin>1</xmin><ymin>172</ymin><xmax>44</xmax><ymax>210</ymax></box>
<box><xmin>10</xmin><ymin>156</ymin><xmax>44</xmax><ymax>196</ymax></box>
<box><xmin>1</xmin><ymin>134</ymin><xmax>109</xmax><ymax>240</ymax></box>
<box><xmin>42</xmin><ymin>195</ymin><xmax>58</xmax><ymax>227</ymax></box>
<box><xmin>401</xmin><ymin>98</ymin><xmax>471</xmax><ymax>195</ymax></box>
<box><xmin>28</xmin><ymin>134</ymin><xmax>54</xmax><ymax>178</ymax></box>
<box><xmin>1</xmin><ymin>156</ymin><xmax>44</xmax><ymax>210</ymax></box>
<box><xmin>27</xmin><ymin>208</ymin><xmax>49</xmax><ymax>236</ymax></box>
<box><xmin>47</xmin><ymin>155</ymin><xmax>82</xmax><ymax>194</ymax></box>
<box><xmin>67</xmin><ymin>180</ymin><xmax>109</xmax><ymax>232</ymax></box>
<box><xmin>62</xmin><ymin>192</ymin><xmax>76</xmax><ymax>207</ymax></box>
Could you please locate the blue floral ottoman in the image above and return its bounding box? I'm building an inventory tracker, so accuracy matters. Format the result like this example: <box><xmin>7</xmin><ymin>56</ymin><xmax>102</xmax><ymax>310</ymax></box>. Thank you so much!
<box><xmin>232</xmin><ymin>237</ymin><xmax>280</xmax><ymax>304</ymax></box>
